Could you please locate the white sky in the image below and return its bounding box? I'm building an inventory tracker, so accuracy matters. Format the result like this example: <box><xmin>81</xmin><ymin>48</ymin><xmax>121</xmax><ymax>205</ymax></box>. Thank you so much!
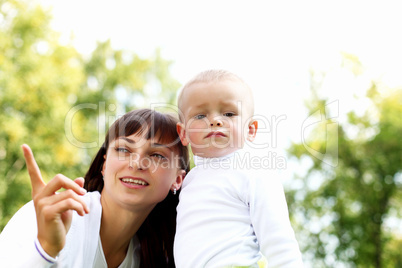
<box><xmin>40</xmin><ymin>0</ymin><xmax>402</xmax><ymax>178</ymax></box>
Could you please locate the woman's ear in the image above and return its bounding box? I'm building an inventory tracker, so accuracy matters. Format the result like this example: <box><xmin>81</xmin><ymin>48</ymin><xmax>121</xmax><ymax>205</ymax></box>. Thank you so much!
<box><xmin>172</xmin><ymin>169</ymin><xmax>186</xmax><ymax>191</ymax></box>
<box><xmin>177</xmin><ymin>122</ymin><xmax>189</xmax><ymax>146</ymax></box>
<box><xmin>101</xmin><ymin>154</ymin><xmax>106</xmax><ymax>176</ymax></box>
<box><xmin>247</xmin><ymin>119</ymin><xmax>258</xmax><ymax>142</ymax></box>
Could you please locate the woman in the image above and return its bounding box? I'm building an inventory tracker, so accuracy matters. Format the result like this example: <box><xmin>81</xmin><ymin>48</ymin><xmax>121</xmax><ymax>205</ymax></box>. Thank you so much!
<box><xmin>0</xmin><ymin>109</ymin><xmax>189</xmax><ymax>267</ymax></box>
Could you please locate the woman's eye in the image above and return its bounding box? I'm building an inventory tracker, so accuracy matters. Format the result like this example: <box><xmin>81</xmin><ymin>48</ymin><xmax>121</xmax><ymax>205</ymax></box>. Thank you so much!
<box><xmin>115</xmin><ymin>147</ymin><xmax>130</xmax><ymax>153</ymax></box>
<box><xmin>195</xmin><ymin>114</ymin><xmax>206</xmax><ymax>120</ymax></box>
<box><xmin>150</xmin><ymin>153</ymin><xmax>167</xmax><ymax>160</ymax></box>
<box><xmin>224</xmin><ymin>112</ymin><xmax>235</xmax><ymax>117</ymax></box>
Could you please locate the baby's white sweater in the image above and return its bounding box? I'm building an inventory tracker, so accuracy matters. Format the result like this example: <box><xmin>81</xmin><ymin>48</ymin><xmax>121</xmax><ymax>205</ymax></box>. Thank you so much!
<box><xmin>174</xmin><ymin>150</ymin><xmax>303</xmax><ymax>268</ymax></box>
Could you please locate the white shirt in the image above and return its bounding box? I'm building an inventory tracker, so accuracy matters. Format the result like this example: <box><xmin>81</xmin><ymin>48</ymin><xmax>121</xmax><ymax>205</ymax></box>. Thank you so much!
<box><xmin>0</xmin><ymin>191</ymin><xmax>140</xmax><ymax>268</ymax></box>
<box><xmin>93</xmin><ymin>235</ymin><xmax>138</xmax><ymax>268</ymax></box>
<box><xmin>174</xmin><ymin>150</ymin><xmax>304</xmax><ymax>268</ymax></box>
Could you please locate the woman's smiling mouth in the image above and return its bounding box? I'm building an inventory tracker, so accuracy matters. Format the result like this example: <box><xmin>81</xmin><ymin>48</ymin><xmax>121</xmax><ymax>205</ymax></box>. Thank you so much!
<box><xmin>120</xmin><ymin>177</ymin><xmax>149</xmax><ymax>186</ymax></box>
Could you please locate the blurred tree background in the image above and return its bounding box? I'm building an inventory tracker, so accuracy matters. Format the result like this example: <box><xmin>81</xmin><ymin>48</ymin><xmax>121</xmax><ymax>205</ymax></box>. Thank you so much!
<box><xmin>0</xmin><ymin>0</ymin><xmax>179</xmax><ymax>230</ymax></box>
<box><xmin>287</xmin><ymin>54</ymin><xmax>402</xmax><ymax>267</ymax></box>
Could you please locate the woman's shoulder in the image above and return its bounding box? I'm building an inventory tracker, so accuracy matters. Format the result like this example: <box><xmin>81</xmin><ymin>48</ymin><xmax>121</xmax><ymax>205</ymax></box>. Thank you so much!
<box><xmin>83</xmin><ymin>190</ymin><xmax>101</xmax><ymax>205</ymax></box>
<box><xmin>0</xmin><ymin>200</ymin><xmax>36</xmax><ymax>233</ymax></box>
<box><xmin>0</xmin><ymin>200</ymin><xmax>37</xmax><ymax>252</ymax></box>
<box><xmin>68</xmin><ymin>191</ymin><xmax>102</xmax><ymax>235</ymax></box>
<box><xmin>73</xmin><ymin>190</ymin><xmax>102</xmax><ymax>225</ymax></box>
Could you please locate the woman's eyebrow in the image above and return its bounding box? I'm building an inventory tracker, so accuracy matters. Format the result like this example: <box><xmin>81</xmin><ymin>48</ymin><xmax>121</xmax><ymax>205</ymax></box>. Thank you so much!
<box><xmin>119</xmin><ymin>137</ymin><xmax>135</xmax><ymax>144</ymax></box>
<box><xmin>117</xmin><ymin>139</ymin><xmax>172</xmax><ymax>150</ymax></box>
<box><xmin>151</xmin><ymin>143</ymin><xmax>174</xmax><ymax>151</ymax></box>
<box><xmin>151</xmin><ymin>143</ymin><xmax>169</xmax><ymax>148</ymax></box>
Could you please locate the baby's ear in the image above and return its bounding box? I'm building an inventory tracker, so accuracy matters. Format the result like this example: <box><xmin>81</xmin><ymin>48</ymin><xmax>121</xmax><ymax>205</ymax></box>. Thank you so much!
<box><xmin>177</xmin><ymin>122</ymin><xmax>189</xmax><ymax>146</ymax></box>
<box><xmin>247</xmin><ymin>119</ymin><xmax>258</xmax><ymax>142</ymax></box>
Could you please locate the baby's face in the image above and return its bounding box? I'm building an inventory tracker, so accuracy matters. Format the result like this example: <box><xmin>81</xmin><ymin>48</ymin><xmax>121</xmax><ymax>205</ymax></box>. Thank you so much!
<box><xmin>178</xmin><ymin>79</ymin><xmax>256</xmax><ymax>158</ymax></box>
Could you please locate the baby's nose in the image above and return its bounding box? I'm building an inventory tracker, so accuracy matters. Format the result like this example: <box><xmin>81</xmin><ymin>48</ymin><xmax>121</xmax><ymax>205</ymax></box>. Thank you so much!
<box><xmin>210</xmin><ymin>117</ymin><xmax>223</xmax><ymax>127</ymax></box>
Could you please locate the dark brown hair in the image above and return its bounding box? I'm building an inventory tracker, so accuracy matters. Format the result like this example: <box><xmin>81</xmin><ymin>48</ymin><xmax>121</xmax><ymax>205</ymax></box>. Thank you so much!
<box><xmin>84</xmin><ymin>109</ymin><xmax>189</xmax><ymax>268</ymax></box>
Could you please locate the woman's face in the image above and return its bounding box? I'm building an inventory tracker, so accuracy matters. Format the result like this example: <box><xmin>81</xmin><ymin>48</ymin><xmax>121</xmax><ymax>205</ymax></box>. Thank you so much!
<box><xmin>101</xmin><ymin>132</ymin><xmax>184</xmax><ymax>211</ymax></box>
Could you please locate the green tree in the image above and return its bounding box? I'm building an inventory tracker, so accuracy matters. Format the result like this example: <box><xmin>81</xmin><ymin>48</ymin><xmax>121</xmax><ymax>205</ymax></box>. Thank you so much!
<box><xmin>288</xmin><ymin>55</ymin><xmax>402</xmax><ymax>267</ymax></box>
<box><xmin>0</xmin><ymin>0</ymin><xmax>180</xmax><ymax>230</ymax></box>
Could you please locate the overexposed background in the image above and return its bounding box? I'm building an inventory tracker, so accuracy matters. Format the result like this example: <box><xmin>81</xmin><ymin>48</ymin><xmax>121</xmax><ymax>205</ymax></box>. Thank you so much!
<box><xmin>40</xmin><ymin>0</ymin><xmax>402</xmax><ymax>182</ymax></box>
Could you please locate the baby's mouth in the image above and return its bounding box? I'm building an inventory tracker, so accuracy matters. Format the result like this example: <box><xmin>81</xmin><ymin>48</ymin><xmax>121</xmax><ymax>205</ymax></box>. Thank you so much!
<box><xmin>205</xmin><ymin>131</ymin><xmax>227</xmax><ymax>138</ymax></box>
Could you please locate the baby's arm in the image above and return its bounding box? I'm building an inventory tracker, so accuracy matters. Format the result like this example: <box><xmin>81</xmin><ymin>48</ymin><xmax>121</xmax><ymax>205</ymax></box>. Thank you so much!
<box><xmin>249</xmin><ymin>174</ymin><xmax>304</xmax><ymax>267</ymax></box>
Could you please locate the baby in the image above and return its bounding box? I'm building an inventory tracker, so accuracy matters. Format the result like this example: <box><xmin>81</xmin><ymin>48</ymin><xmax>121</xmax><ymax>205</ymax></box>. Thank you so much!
<box><xmin>174</xmin><ymin>70</ymin><xmax>303</xmax><ymax>267</ymax></box>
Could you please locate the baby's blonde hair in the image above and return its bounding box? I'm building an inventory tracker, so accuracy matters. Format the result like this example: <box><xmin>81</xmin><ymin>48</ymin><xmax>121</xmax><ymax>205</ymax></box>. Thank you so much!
<box><xmin>177</xmin><ymin>69</ymin><xmax>254</xmax><ymax>121</ymax></box>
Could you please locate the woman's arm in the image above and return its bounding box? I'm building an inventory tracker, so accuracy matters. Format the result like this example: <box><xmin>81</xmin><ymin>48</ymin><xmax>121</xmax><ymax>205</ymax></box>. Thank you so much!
<box><xmin>21</xmin><ymin>144</ymin><xmax>89</xmax><ymax>257</ymax></box>
<box><xmin>0</xmin><ymin>201</ymin><xmax>56</xmax><ymax>267</ymax></box>
<box><xmin>0</xmin><ymin>145</ymin><xmax>90</xmax><ymax>267</ymax></box>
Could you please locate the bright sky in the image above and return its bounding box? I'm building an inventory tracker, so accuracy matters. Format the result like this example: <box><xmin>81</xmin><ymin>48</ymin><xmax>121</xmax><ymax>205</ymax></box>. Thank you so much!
<box><xmin>41</xmin><ymin>0</ymin><xmax>402</xmax><ymax>178</ymax></box>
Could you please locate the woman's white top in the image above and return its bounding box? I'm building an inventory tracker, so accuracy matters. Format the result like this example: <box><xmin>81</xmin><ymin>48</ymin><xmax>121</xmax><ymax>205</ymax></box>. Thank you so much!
<box><xmin>0</xmin><ymin>191</ymin><xmax>140</xmax><ymax>268</ymax></box>
<box><xmin>174</xmin><ymin>150</ymin><xmax>304</xmax><ymax>268</ymax></box>
<box><xmin>93</xmin><ymin>235</ymin><xmax>137</xmax><ymax>268</ymax></box>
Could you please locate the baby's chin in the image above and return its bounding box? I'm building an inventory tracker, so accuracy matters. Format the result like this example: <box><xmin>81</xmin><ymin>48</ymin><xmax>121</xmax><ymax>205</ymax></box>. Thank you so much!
<box><xmin>192</xmin><ymin>146</ymin><xmax>242</xmax><ymax>158</ymax></box>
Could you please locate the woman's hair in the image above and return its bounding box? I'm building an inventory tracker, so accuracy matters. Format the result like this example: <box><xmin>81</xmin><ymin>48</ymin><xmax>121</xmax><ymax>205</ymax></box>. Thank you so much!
<box><xmin>84</xmin><ymin>108</ymin><xmax>189</xmax><ymax>268</ymax></box>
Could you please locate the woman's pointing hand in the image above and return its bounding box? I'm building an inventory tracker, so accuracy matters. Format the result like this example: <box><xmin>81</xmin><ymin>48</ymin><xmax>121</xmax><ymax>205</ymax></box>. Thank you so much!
<box><xmin>21</xmin><ymin>144</ymin><xmax>89</xmax><ymax>257</ymax></box>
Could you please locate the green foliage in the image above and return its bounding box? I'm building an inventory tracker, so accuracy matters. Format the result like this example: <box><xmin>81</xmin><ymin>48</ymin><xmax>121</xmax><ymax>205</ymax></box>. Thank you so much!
<box><xmin>287</xmin><ymin>55</ymin><xmax>402</xmax><ymax>267</ymax></box>
<box><xmin>0</xmin><ymin>0</ymin><xmax>179</xmax><ymax>230</ymax></box>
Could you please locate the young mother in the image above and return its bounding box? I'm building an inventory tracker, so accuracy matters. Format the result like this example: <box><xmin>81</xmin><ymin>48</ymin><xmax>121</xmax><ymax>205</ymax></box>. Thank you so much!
<box><xmin>0</xmin><ymin>109</ymin><xmax>189</xmax><ymax>268</ymax></box>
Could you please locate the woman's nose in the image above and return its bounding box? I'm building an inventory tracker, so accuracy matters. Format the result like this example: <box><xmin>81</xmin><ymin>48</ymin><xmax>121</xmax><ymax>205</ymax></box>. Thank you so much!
<box><xmin>129</xmin><ymin>153</ymin><xmax>148</xmax><ymax>170</ymax></box>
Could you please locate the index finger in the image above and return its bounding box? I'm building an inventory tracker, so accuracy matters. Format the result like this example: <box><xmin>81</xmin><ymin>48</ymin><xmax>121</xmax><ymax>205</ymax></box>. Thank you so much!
<box><xmin>21</xmin><ymin>144</ymin><xmax>46</xmax><ymax>196</ymax></box>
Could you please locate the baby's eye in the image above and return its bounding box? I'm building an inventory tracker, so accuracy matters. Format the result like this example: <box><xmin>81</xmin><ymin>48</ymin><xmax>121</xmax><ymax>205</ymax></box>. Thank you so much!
<box><xmin>223</xmin><ymin>112</ymin><xmax>235</xmax><ymax>117</ymax></box>
<box><xmin>195</xmin><ymin>114</ymin><xmax>206</xmax><ymax>120</ymax></box>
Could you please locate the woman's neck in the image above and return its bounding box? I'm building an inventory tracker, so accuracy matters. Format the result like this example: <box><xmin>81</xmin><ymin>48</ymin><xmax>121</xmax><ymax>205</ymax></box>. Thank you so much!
<box><xmin>99</xmin><ymin>194</ymin><xmax>153</xmax><ymax>267</ymax></box>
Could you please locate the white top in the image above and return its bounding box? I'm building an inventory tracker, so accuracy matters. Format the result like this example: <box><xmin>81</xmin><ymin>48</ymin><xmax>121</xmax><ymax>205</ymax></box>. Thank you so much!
<box><xmin>93</xmin><ymin>235</ymin><xmax>138</xmax><ymax>268</ymax></box>
<box><xmin>0</xmin><ymin>191</ymin><xmax>140</xmax><ymax>268</ymax></box>
<box><xmin>174</xmin><ymin>150</ymin><xmax>304</xmax><ymax>268</ymax></box>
